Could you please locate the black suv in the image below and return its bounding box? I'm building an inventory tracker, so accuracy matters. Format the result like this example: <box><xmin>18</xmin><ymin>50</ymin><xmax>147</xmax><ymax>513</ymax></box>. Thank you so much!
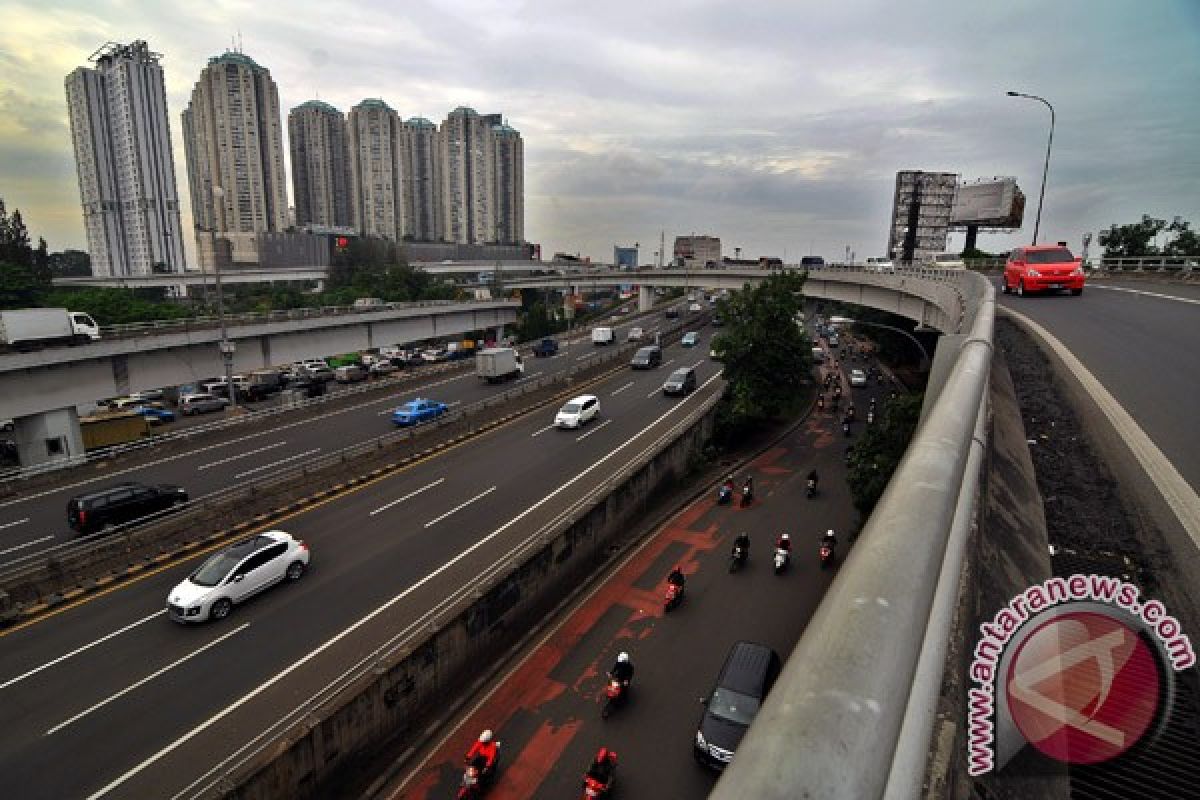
<box><xmin>630</xmin><ymin>345</ymin><xmax>663</xmax><ymax>370</ymax></box>
<box><xmin>67</xmin><ymin>481</ymin><xmax>188</xmax><ymax>535</ymax></box>
<box><xmin>694</xmin><ymin>641</ymin><xmax>782</xmax><ymax>770</ymax></box>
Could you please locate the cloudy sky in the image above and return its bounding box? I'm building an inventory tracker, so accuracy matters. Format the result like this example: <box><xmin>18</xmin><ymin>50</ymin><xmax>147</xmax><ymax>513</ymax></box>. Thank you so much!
<box><xmin>2</xmin><ymin>0</ymin><xmax>1198</xmax><ymax>264</ymax></box>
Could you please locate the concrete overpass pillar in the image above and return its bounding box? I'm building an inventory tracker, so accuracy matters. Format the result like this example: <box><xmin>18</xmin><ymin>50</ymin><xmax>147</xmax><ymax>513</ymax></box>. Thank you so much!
<box><xmin>638</xmin><ymin>285</ymin><xmax>655</xmax><ymax>312</ymax></box>
<box><xmin>12</xmin><ymin>408</ymin><xmax>85</xmax><ymax>468</ymax></box>
<box><xmin>493</xmin><ymin>325</ymin><xmax>506</xmax><ymax>346</ymax></box>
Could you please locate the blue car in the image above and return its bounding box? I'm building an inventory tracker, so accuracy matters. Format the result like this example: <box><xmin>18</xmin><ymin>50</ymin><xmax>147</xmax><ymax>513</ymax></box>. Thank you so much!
<box><xmin>391</xmin><ymin>398</ymin><xmax>449</xmax><ymax>427</ymax></box>
<box><xmin>131</xmin><ymin>403</ymin><xmax>176</xmax><ymax>424</ymax></box>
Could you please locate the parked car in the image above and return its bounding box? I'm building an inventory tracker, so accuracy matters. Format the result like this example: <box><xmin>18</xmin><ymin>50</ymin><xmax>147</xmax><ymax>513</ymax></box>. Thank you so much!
<box><xmin>850</xmin><ymin>369</ymin><xmax>867</xmax><ymax>387</ymax></box>
<box><xmin>682</xmin><ymin>331</ymin><xmax>700</xmax><ymax>347</ymax></box>
<box><xmin>694</xmin><ymin>641</ymin><xmax>782</xmax><ymax>770</ymax></box>
<box><xmin>369</xmin><ymin>360</ymin><xmax>398</xmax><ymax>377</ymax></box>
<box><xmin>555</xmin><ymin>394</ymin><xmax>600</xmax><ymax>429</ymax></box>
<box><xmin>532</xmin><ymin>338</ymin><xmax>560</xmax><ymax>357</ymax></box>
<box><xmin>391</xmin><ymin>398</ymin><xmax>449</xmax><ymax>426</ymax></box>
<box><xmin>128</xmin><ymin>388</ymin><xmax>165</xmax><ymax>403</ymax></box>
<box><xmin>334</xmin><ymin>364</ymin><xmax>367</xmax><ymax>383</ymax></box>
<box><xmin>1002</xmin><ymin>245</ymin><xmax>1085</xmax><ymax>296</ymax></box>
<box><xmin>131</xmin><ymin>402</ymin><xmax>176</xmax><ymax>425</ymax></box>
<box><xmin>179</xmin><ymin>392</ymin><xmax>229</xmax><ymax>416</ymax></box>
<box><xmin>167</xmin><ymin>530</ymin><xmax>309</xmax><ymax>623</ymax></box>
<box><xmin>663</xmin><ymin>367</ymin><xmax>698</xmax><ymax>396</ymax></box>
<box><xmin>67</xmin><ymin>481</ymin><xmax>188</xmax><ymax>535</ymax></box>
<box><xmin>630</xmin><ymin>345</ymin><xmax>662</xmax><ymax>369</ymax></box>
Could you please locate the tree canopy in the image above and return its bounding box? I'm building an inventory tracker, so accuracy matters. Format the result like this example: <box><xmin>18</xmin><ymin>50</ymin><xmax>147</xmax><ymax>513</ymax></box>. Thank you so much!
<box><xmin>1098</xmin><ymin>215</ymin><xmax>1198</xmax><ymax>257</ymax></box>
<box><xmin>712</xmin><ymin>270</ymin><xmax>810</xmax><ymax>425</ymax></box>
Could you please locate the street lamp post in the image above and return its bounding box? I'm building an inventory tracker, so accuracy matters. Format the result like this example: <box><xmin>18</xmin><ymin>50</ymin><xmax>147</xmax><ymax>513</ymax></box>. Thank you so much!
<box><xmin>209</xmin><ymin>186</ymin><xmax>237</xmax><ymax>408</ymax></box>
<box><xmin>1006</xmin><ymin>91</ymin><xmax>1055</xmax><ymax>245</ymax></box>
<box><xmin>830</xmin><ymin>316</ymin><xmax>930</xmax><ymax>372</ymax></box>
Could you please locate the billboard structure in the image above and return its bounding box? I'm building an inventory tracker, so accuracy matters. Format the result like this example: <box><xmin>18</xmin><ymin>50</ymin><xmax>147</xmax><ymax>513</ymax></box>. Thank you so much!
<box><xmin>886</xmin><ymin>171</ymin><xmax>958</xmax><ymax>265</ymax></box>
<box><xmin>613</xmin><ymin>245</ymin><xmax>639</xmax><ymax>270</ymax></box>
<box><xmin>951</xmin><ymin>177</ymin><xmax>1025</xmax><ymax>250</ymax></box>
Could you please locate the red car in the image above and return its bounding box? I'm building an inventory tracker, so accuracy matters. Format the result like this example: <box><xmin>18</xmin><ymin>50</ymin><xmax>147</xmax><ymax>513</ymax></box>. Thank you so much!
<box><xmin>1002</xmin><ymin>244</ymin><xmax>1086</xmax><ymax>296</ymax></box>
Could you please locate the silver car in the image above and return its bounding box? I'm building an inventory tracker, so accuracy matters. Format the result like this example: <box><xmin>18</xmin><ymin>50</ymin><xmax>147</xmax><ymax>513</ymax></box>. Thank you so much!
<box><xmin>167</xmin><ymin>530</ymin><xmax>309</xmax><ymax>623</ymax></box>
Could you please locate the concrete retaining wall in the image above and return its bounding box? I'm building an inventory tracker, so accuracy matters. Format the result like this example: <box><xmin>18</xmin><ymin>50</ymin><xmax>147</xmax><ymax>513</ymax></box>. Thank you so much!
<box><xmin>215</xmin><ymin>392</ymin><xmax>720</xmax><ymax>799</ymax></box>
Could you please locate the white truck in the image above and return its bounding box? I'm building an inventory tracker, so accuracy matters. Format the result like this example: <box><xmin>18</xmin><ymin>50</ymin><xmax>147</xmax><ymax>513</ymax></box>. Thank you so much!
<box><xmin>0</xmin><ymin>308</ymin><xmax>101</xmax><ymax>350</ymax></box>
<box><xmin>475</xmin><ymin>347</ymin><xmax>525</xmax><ymax>384</ymax></box>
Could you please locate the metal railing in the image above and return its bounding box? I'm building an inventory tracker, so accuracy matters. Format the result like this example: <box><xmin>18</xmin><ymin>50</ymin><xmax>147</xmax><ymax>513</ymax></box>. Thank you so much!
<box><xmin>1092</xmin><ymin>255</ymin><xmax>1199</xmax><ymax>272</ymax></box>
<box><xmin>710</xmin><ymin>270</ymin><xmax>995</xmax><ymax>800</ymax></box>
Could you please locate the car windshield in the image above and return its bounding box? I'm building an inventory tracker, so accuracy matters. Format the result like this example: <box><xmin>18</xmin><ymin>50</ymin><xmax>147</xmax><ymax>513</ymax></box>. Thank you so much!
<box><xmin>562</xmin><ymin>403</ymin><xmax>581</xmax><ymax>414</ymax></box>
<box><xmin>670</xmin><ymin>370</ymin><xmax>688</xmax><ymax>381</ymax></box>
<box><xmin>1026</xmin><ymin>248</ymin><xmax>1075</xmax><ymax>264</ymax></box>
<box><xmin>708</xmin><ymin>687</ymin><xmax>761</xmax><ymax>726</ymax></box>
<box><xmin>190</xmin><ymin>551</ymin><xmax>242</xmax><ymax>587</ymax></box>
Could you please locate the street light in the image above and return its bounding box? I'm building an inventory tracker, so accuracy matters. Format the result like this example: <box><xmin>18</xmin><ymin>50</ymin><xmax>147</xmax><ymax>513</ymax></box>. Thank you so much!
<box><xmin>1006</xmin><ymin>90</ymin><xmax>1055</xmax><ymax>245</ymax></box>
<box><xmin>829</xmin><ymin>316</ymin><xmax>930</xmax><ymax>372</ymax></box>
<box><xmin>209</xmin><ymin>186</ymin><xmax>237</xmax><ymax>408</ymax></box>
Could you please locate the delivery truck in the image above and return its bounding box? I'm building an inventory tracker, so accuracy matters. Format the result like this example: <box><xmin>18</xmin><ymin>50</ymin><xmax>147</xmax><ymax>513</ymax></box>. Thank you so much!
<box><xmin>0</xmin><ymin>308</ymin><xmax>101</xmax><ymax>351</ymax></box>
<box><xmin>475</xmin><ymin>347</ymin><xmax>525</xmax><ymax>384</ymax></box>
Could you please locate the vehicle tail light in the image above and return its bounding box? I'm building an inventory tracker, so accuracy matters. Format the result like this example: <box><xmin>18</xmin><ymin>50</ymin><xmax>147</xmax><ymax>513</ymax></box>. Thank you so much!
<box><xmin>299</xmin><ymin>541</ymin><xmax>308</xmax><ymax>551</ymax></box>
<box><xmin>78</xmin><ymin>510</ymin><xmax>87</xmax><ymax>526</ymax></box>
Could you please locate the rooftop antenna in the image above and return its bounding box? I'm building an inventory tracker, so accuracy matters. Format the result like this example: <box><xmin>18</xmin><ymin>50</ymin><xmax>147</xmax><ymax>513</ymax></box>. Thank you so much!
<box><xmin>237</xmin><ymin>30</ymin><xmax>243</xmax><ymax>53</ymax></box>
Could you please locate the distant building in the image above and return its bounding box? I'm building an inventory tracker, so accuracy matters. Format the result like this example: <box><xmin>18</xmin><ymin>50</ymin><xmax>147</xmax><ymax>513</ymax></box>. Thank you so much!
<box><xmin>614</xmin><ymin>245</ymin><xmax>639</xmax><ymax>270</ymax></box>
<box><xmin>288</xmin><ymin>100</ymin><xmax>353</xmax><ymax>229</ymax></box>
<box><xmin>673</xmin><ymin>235</ymin><xmax>721</xmax><ymax>269</ymax></box>
<box><xmin>490</xmin><ymin>122</ymin><xmax>524</xmax><ymax>245</ymax></box>
<box><xmin>182</xmin><ymin>50</ymin><xmax>289</xmax><ymax>266</ymax></box>
<box><xmin>65</xmin><ymin>40</ymin><xmax>187</xmax><ymax>276</ymax></box>
<box><xmin>348</xmin><ymin>98</ymin><xmax>403</xmax><ymax>241</ymax></box>
<box><xmin>440</xmin><ymin>107</ymin><xmax>495</xmax><ymax>245</ymax></box>
<box><xmin>398</xmin><ymin>117</ymin><xmax>444</xmax><ymax>242</ymax></box>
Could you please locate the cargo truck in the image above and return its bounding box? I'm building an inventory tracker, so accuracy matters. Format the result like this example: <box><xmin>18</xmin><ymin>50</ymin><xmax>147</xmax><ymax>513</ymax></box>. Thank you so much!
<box><xmin>475</xmin><ymin>347</ymin><xmax>525</xmax><ymax>384</ymax></box>
<box><xmin>0</xmin><ymin>308</ymin><xmax>101</xmax><ymax>351</ymax></box>
<box><xmin>80</xmin><ymin>411</ymin><xmax>151</xmax><ymax>450</ymax></box>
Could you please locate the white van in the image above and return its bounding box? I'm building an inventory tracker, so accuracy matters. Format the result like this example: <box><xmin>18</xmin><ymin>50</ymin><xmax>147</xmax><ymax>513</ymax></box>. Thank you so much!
<box><xmin>592</xmin><ymin>326</ymin><xmax>615</xmax><ymax>346</ymax></box>
<box><xmin>555</xmin><ymin>395</ymin><xmax>600</xmax><ymax>429</ymax></box>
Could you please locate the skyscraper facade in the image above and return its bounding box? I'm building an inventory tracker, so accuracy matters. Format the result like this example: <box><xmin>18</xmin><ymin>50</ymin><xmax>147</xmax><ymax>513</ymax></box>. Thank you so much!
<box><xmin>64</xmin><ymin>40</ymin><xmax>186</xmax><ymax>276</ymax></box>
<box><xmin>490</xmin><ymin>123</ymin><xmax>524</xmax><ymax>245</ymax></box>
<box><xmin>288</xmin><ymin>100</ymin><xmax>353</xmax><ymax>229</ymax></box>
<box><xmin>398</xmin><ymin>117</ymin><xmax>443</xmax><ymax>242</ymax></box>
<box><xmin>347</xmin><ymin>98</ymin><xmax>403</xmax><ymax>241</ymax></box>
<box><xmin>182</xmin><ymin>51</ymin><xmax>288</xmax><ymax>266</ymax></box>
<box><xmin>440</xmin><ymin>107</ymin><xmax>495</xmax><ymax>245</ymax></box>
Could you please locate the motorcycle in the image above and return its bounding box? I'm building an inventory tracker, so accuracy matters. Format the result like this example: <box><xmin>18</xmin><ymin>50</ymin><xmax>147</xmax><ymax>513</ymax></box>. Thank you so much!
<box><xmin>817</xmin><ymin>395</ymin><xmax>825</xmax><ymax>411</ymax></box>
<box><xmin>601</xmin><ymin>677</ymin><xmax>629</xmax><ymax>719</ymax></box>
<box><xmin>717</xmin><ymin>482</ymin><xmax>733</xmax><ymax>505</ymax></box>
<box><xmin>866</xmin><ymin>411</ymin><xmax>875</xmax><ymax>425</ymax></box>
<box><xmin>819</xmin><ymin>542</ymin><xmax>835</xmax><ymax>568</ymax></box>
<box><xmin>740</xmin><ymin>483</ymin><xmax>753</xmax><ymax>507</ymax></box>
<box><xmin>843</xmin><ymin>422</ymin><xmax>851</xmax><ymax>437</ymax></box>
<box><xmin>806</xmin><ymin>478</ymin><xmax>817</xmax><ymax>498</ymax></box>
<box><xmin>729</xmin><ymin>543</ymin><xmax>748</xmax><ymax>572</ymax></box>
<box><xmin>664</xmin><ymin>581</ymin><xmax>685</xmax><ymax>611</ymax></box>
<box><xmin>457</xmin><ymin>744</ymin><xmax>501</xmax><ymax>800</ymax></box>
<box><xmin>773</xmin><ymin>547</ymin><xmax>790</xmax><ymax>574</ymax></box>
<box><xmin>582</xmin><ymin>770</ymin><xmax>615</xmax><ymax>799</ymax></box>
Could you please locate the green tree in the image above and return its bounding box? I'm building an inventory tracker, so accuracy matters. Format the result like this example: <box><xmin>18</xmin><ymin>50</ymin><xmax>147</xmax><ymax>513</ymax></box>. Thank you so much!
<box><xmin>714</xmin><ymin>270</ymin><xmax>810</xmax><ymax>425</ymax></box>
<box><xmin>1098</xmin><ymin>215</ymin><xmax>1167</xmax><ymax>257</ymax></box>
<box><xmin>1164</xmin><ymin>217</ymin><xmax>1199</xmax><ymax>256</ymax></box>
<box><xmin>48</xmin><ymin>249</ymin><xmax>91</xmax><ymax>277</ymax></box>
<box><xmin>846</xmin><ymin>392</ymin><xmax>923</xmax><ymax>518</ymax></box>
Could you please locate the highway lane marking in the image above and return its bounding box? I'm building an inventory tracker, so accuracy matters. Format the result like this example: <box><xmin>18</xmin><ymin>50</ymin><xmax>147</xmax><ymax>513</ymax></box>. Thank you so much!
<box><xmin>196</xmin><ymin>441</ymin><xmax>288</xmax><ymax>471</ymax></box>
<box><xmin>0</xmin><ymin>517</ymin><xmax>30</xmax><ymax>531</ymax></box>
<box><xmin>530</xmin><ymin>424</ymin><xmax>556</xmax><ymax>437</ymax></box>
<box><xmin>166</xmin><ymin>369</ymin><xmax>725</xmax><ymax>800</ymax></box>
<box><xmin>646</xmin><ymin>386</ymin><xmax>663</xmax><ymax>398</ymax></box>
<box><xmin>369</xmin><ymin>478</ymin><xmax>445</xmax><ymax>517</ymax></box>
<box><xmin>1</xmin><ymin>610</ymin><xmax>165</xmax><ymax>689</ymax></box>
<box><xmin>690</xmin><ymin>359</ymin><xmax>705</xmax><ymax>369</ymax></box>
<box><xmin>1090</xmin><ymin>285</ymin><xmax>1200</xmax><ymax>305</ymax></box>
<box><xmin>233</xmin><ymin>449</ymin><xmax>321</xmax><ymax>480</ymax></box>
<box><xmin>47</xmin><ymin>623</ymin><xmax>250</xmax><ymax>736</ymax></box>
<box><xmin>575</xmin><ymin>351</ymin><xmax>598</xmax><ymax>361</ymax></box>
<box><xmin>576</xmin><ymin>419</ymin><xmax>613</xmax><ymax>442</ymax></box>
<box><xmin>0</xmin><ymin>370</ymin><xmax>477</xmax><ymax>512</ymax></box>
<box><xmin>0</xmin><ymin>534</ymin><xmax>53</xmax><ymax>558</ymax></box>
<box><xmin>662</xmin><ymin>358</ymin><xmax>675</xmax><ymax>368</ymax></box>
<box><xmin>424</xmin><ymin>486</ymin><xmax>497</xmax><ymax>528</ymax></box>
<box><xmin>516</xmin><ymin>371</ymin><xmax>541</xmax><ymax>382</ymax></box>
<box><xmin>611</xmin><ymin>381</ymin><xmax>634</xmax><ymax>396</ymax></box>
<box><xmin>1001</xmin><ymin>307</ymin><xmax>1200</xmax><ymax>553</ymax></box>
<box><xmin>0</xmin><ymin>359</ymin><xmax>635</xmax><ymax>639</ymax></box>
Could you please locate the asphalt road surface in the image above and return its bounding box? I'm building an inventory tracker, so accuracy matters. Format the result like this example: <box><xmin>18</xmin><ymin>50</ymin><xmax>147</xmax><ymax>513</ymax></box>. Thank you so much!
<box><xmin>0</xmin><ymin>309</ymin><xmax>674</xmax><ymax>566</ymax></box>
<box><xmin>996</xmin><ymin>280</ymin><xmax>1200</xmax><ymax>492</ymax></box>
<box><xmin>0</xmin><ymin>317</ymin><xmax>720</xmax><ymax>800</ymax></box>
<box><xmin>384</xmin><ymin>351</ymin><xmax>895</xmax><ymax>800</ymax></box>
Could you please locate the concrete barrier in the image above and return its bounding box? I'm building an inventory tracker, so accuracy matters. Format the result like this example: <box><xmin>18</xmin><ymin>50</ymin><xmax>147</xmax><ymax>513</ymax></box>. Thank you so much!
<box><xmin>204</xmin><ymin>388</ymin><xmax>721</xmax><ymax>799</ymax></box>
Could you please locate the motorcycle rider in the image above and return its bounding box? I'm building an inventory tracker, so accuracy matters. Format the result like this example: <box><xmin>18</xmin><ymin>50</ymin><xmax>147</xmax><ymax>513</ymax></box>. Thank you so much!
<box><xmin>817</xmin><ymin>394</ymin><xmax>825</xmax><ymax>411</ymax></box>
<box><xmin>465</xmin><ymin>729</ymin><xmax>499</xmax><ymax>774</ymax></box>
<box><xmin>732</xmin><ymin>531</ymin><xmax>751</xmax><ymax>560</ymax></box>
<box><xmin>585</xmin><ymin>747</ymin><xmax>618</xmax><ymax>788</ymax></box>
<box><xmin>742</xmin><ymin>475</ymin><xmax>754</xmax><ymax>500</ymax></box>
<box><xmin>775</xmin><ymin>532</ymin><xmax>792</xmax><ymax>553</ymax></box>
<box><xmin>821</xmin><ymin>528</ymin><xmax>838</xmax><ymax>551</ymax></box>
<box><xmin>610</xmin><ymin>651</ymin><xmax>634</xmax><ymax>687</ymax></box>
<box><xmin>667</xmin><ymin>565</ymin><xmax>686</xmax><ymax>589</ymax></box>
<box><xmin>807</xmin><ymin>469</ymin><xmax>819</xmax><ymax>492</ymax></box>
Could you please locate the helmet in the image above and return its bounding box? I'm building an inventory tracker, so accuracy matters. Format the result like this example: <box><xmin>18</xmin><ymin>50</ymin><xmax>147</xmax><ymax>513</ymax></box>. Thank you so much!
<box><xmin>617</xmin><ymin>652</ymin><xmax>630</xmax><ymax>663</ymax></box>
<box><xmin>826</xmin><ymin>529</ymin><xmax>835</xmax><ymax>537</ymax></box>
<box><xmin>479</xmin><ymin>730</ymin><xmax>493</xmax><ymax>743</ymax></box>
<box><xmin>781</xmin><ymin>533</ymin><xmax>790</xmax><ymax>541</ymax></box>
